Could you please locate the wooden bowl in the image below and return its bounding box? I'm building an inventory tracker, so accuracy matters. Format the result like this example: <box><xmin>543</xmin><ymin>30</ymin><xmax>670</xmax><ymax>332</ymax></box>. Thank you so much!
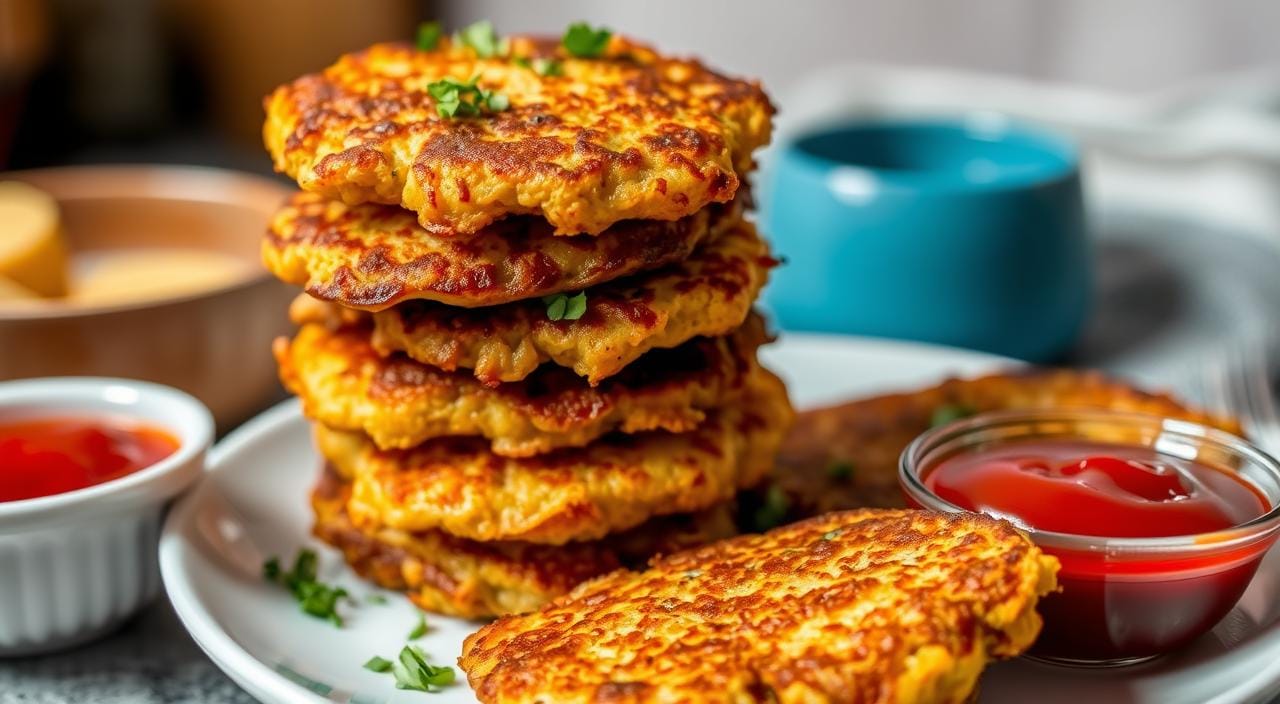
<box><xmin>0</xmin><ymin>165</ymin><xmax>295</xmax><ymax>430</ymax></box>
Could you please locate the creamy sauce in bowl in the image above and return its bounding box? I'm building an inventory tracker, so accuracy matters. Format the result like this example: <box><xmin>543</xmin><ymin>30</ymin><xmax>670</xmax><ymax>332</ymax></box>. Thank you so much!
<box><xmin>68</xmin><ymin>248</ymin><xmax>255</xmax><ymax>305</ymax></box>
<box><xmin>0</xmin><ymin>180</ymin><xmax>261</xmax><ymax>310</ymax></box>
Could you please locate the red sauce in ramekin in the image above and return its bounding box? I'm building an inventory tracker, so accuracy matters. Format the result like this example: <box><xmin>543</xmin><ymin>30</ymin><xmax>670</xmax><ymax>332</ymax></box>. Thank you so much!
<box><xmin>0</xmin><ymin>416</ymin><xmax>179</xmax><ymax>503</ymax></box>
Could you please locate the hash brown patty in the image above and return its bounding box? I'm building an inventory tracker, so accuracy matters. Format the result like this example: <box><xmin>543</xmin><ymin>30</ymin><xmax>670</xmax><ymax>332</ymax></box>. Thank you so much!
<box><xmin>311</xmin><ymin>467</ymin><xmax>737</xmax><ymax>619</ymax></box>
<box><xmin>319</xmin><ymin>366</ymin><xmax>792</xmax><ymax>544</ymax></box>
<box><xmin>766</xmin><ymin>369</ymin><xmax>1243</xmax><ymax>519</ymax></box>
<box><xmin>275</xmin><ymin>316</ymin><xmax>763</xmax><ymax>457</ymax></box>
<box><xmin>263</xmin><ymin>191</ymin><xmax>742</xmax><ymax>310</ymax></box>
<box><xmin>460</xmin><ymin>509</ymin><xmax>1059</xmax><ymax>704</ymax></box>
<box><xmin>289</xmin><ymin>218</ymin><xmax>774</xmax><ymax>386</ymax></box>
<box><xmin>264</xmin><ymin>36</ymin><xmax>773</xmax><ymax>236</ymax></box>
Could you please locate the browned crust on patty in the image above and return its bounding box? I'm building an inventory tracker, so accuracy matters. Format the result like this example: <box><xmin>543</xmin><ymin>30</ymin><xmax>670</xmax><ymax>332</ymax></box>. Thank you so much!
<box><xmin>275</xmin><ymin>315</ymin><xmax>765</xmax><ymax>456</ymax></box>
<box><xmin>262</xmin><ymin>191</ymin><xmax>742</xmax><ymax>310</ymax></box>
<box><xmin>460</xmin><ymin>509</ymin><xmax>1058</xmax><ymax>704</ymax></box>
<box><xmin>288</xmin><ymin>218</ymin><xmax>775</xmax><ymax>386</ymax></box>
<box><xmin>311</xmin><ymin>467</ymin><xmax>738</xmax><ymax>619</ymax></box>
<box><xmin>321</xmin><ymin>366</ymin><xmax>793</xmax><ymax>544</ymax></box>
<box><xmin>263</xmin><ymin>35</ymin><xmax>773</xmax><ymax>235</ymax></box>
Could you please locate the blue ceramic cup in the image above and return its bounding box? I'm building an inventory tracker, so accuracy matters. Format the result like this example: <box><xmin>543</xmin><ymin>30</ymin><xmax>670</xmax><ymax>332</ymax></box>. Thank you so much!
<box><xmin>762</xmin><ymin>116</ymin><xmax>1090</xmax><ymax>362</ymax></box>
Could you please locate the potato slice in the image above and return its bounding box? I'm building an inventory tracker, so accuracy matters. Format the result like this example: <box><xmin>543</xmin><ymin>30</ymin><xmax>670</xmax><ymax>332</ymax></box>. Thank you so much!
<box><xmin>0</xmin><ymin>274</ymin><xmax>41</xmax><ymax>301</ymax></box>
<box><xmin>0</xmin><ymin>181</ymin><xmax>69</xmax><ymax>298</ymax></box>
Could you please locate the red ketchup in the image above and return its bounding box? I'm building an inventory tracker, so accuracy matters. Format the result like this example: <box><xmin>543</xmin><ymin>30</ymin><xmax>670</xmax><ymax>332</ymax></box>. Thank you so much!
<box><xmin>925</xmin><ymin>440</ymin><xmax>1272</xmax><ymax>663</ymax></box>
<box><xmin>0</xmin><ymin>416</ymin><xmax>178</xmax><ymax>503</ymax></box>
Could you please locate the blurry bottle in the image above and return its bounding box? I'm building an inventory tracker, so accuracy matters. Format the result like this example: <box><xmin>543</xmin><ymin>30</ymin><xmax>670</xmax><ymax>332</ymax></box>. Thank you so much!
<box><xmin>64</xmin><ymin>0</ymin><xmax>170</xmax><ymax>135</ymax></box>
<box><xmin>168</xmin><ymin>0</ymin><xmax>419</xmax><ymax>150</ymax></box>
<box><xmin>0</xmin><ymin>0</ymin><xmax>50</xmax><ymax>165</ymax></box>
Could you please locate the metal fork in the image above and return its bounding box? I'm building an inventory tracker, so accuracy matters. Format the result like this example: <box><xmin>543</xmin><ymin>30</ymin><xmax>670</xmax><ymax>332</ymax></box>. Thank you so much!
<box><xmin>1235</xmin><ymin>332</ymin><xmax>1280</xmax><ymax>453</ymax></box>
<box><xmin>1184</xmin><ymin>329</ymin><xmax>1280</xmax><ymax>454</ymax></box>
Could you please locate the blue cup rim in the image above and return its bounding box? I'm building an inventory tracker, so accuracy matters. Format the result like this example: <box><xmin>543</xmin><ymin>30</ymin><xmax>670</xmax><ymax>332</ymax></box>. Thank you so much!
<box><xmin>781</xmin><ymin>114</ymin><xmax>1080</xmax><ymax>194</ymax></box>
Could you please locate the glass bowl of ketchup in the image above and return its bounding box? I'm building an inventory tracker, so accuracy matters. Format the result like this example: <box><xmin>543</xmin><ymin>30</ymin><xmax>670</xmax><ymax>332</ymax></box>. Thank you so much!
<box><xmin>899</xmin><ymin>410</ymin><xmax>1280</xmax><ymax>667</ymax></box>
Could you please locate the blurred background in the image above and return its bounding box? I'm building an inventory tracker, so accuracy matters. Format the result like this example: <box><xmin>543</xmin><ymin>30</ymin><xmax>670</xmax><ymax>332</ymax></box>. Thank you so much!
<box><xmin>6</xmin><ymin>0</ymin><xmax>1280</xmax><ymax>172</ymax></box>
<box><xmin>6</xmin><ymin>3</ymin><xmax>1280</xmax><ymax>699</ymax></box>
<box><xmin>5</xmin><ymin>0</ymin><xmax>1280</xmax><ymax>388</ymax></box>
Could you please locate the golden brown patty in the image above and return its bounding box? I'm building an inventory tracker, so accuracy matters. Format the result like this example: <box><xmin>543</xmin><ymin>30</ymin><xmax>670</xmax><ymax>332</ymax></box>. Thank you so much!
<box><xmin>461</xmin><ymin>510</ymin><xmax>1058</xmax><ymax>704</ymax></box>
<box><xmin>311</xmin><ymin>468</ymin><xmax>737</xmax><ymax>619</ymax></box>
<box><xmin>763</xmin><ymin>369</ymin><xmax>1243</xmax><ymax>521</ymax></box>
<box><xmin>264</xmin><ymin>36</ymin><xmax>773</xmax><ymax>236</ymax></box>
<box><xmin>289</xmin><ymin>218</ymin><xmax>774</xmax><ymax>386</ymax></box>
<box><xmin>319</xmin><ymin>367</ymin><xmax>792</xmax><ymax>544</ymax></box>
<box><xmin>276</xmin><ymin>316</ymin><xmax>764</xmax><ymax>457</ymax></box>
<box><xmin>263</xmin><ymin>191</ymin><xmax>742</xmax><ymax>310</ymax></box>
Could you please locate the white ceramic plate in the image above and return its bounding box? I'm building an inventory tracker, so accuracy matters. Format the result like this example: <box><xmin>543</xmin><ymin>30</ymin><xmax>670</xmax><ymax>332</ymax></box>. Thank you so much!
<box><xmin>159</xmin><ymin>334</ymin><xmax>1280</xmax><ymax>704</ymax></box>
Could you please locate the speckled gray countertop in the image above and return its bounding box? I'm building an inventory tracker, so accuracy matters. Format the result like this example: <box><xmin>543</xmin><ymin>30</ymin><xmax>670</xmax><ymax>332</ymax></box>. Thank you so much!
<box><xmin>0</xmin><ymin>601</ymin><xmax>252</xmax><ymax>704</ymax></box>
<box><xmin>3</xmin><ymin>211</ymin><xmax>1279</xmax><ymax>703</ymax></box>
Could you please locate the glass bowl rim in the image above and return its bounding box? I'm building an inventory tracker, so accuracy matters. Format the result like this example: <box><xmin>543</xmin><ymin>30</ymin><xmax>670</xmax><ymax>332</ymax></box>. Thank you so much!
<box><xmin>899</xmin><ymin>408</ymin><xmax>1280</xmax><ymax>554</ymax></box>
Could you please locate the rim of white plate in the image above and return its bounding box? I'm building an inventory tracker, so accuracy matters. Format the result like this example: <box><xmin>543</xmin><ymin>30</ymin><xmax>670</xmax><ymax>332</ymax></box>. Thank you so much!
<box><xmin>157</xmin><ymin>334</ymin><xmax>1017</xmax><ymax>702</ymax></box>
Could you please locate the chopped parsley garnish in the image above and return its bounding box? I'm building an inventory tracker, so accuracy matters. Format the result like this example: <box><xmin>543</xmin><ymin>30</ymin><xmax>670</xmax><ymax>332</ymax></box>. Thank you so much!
<box><xmin>486</xmin><ymin>91</ymin><xmax>510</xmax><ymax>111</ymax></box>
<box><xmin>407</xmin><ymin>613</ymin><xmax>431</xmax><ymax>640</ymax></box>
<box><xmin>826</xmin><ymin>461</ymin><xmax>855</xmax><ymax>482</ymax></box>
<box><xmin>751</xmin><ymin>484</ymin><xmax>790</xmax><ymax>533</ymax></box>
<box><xmin>426</xmin><ymin>76</ymin><xmax>509</xmax><ymax>118</ymax></box>
<box><xmin>515</xmin><ymin>56</ymin><xmax>563</xmax><ymax>77</ymax></box>
<box><xmin>366</xmin><ymin>646</ymin><xmax>456</xmax><ymax>692</ymax></box>
<box><xmin>458</xmin><ymin>19</ymin><xmax>502</xmax><ymax>58</ymax></box>
<box><xmin>542</xmin><ymin>292</ymin><xmax>587</xmax><ymax>321</ymax></box>
<box><xmin>364</xmin><ymin>655</ymin><xmax>394</xmax><ymax>673</ymax></box>
<box><xmin>537</xmin><ymin>58</ymin><xmax>564</xmax><ymax>76</ymax></box>
<box><xmin>263</xmin><ymin>549</ymin><xmax>350</xmax><ymax>627</ymax></box>
<box><xmin>562</xmin><ymin>22</ymin><xmax>611</xmax><ymax>58</ymax></box>
<box><xmin>930</xmin><ymin>403</ymin><xmax>976</xmax><ymax>428</ymax></box>
<box><xmin>366</xmin><ymin>593</ymin><xmax>389</xmax><ymax>605</ymax></box>
<box><xmin>386</xmin><ymin>645</ymin><xmax>456</xmax><ymax>692</ymax></box>
<box><xmin>415</xmin><ymin>21</ymin><xmax>442</xmax><ymax>51</ymax></box>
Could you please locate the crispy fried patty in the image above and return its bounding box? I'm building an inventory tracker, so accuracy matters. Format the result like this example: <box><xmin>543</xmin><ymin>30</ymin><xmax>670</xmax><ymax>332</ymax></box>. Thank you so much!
<box><xmin>318</xmin><ymin>367</ymin><xmax>792</xmax><ymax>544</ymax></box>
<box><xmin>276</xmin><ymin>316</ymin><xmax>764</xmax><ymax>457</ymax></box>
<box><xmin>264</xmin><ymin>36</ymin><xmax>773</xmax><ymax>236</ymax></box>
<box><xmin>311</xmin><ymin>468</ymin><xmax>738</xmax><ymax>619</ymax></box>
<box><xmin>765</xmin><ymin>369</ymin><xmax>1244</xmax><ymax>520</ymax></box>
<box><xmin>263</xmin><ymin>191</ymin><xmax>743</xmax><ymax>310</ymax></box>
<box><xmin>289</xmin><ymin>218</ymin><xmax>774</xmax><ymax>386</ymax></box>
<box><xmin>461</xmin><ymin>510</ymin><xmax>1058</xmax><ymax>704</ymax></box>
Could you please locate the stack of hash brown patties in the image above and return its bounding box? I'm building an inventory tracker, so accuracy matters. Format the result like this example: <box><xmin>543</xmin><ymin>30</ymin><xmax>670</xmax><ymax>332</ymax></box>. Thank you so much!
<box><xmin>260</xmin><ymin>28</ymin><xmax>791</xmax><ymax>618</ymax></box>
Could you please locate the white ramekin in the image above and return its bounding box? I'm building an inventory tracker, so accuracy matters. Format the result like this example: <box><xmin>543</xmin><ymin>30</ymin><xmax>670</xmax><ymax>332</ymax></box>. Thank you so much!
<box><xmin>0</xmin><ymin>377</ymin><xmax>213</xmax><ymax>656</ymax></box>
